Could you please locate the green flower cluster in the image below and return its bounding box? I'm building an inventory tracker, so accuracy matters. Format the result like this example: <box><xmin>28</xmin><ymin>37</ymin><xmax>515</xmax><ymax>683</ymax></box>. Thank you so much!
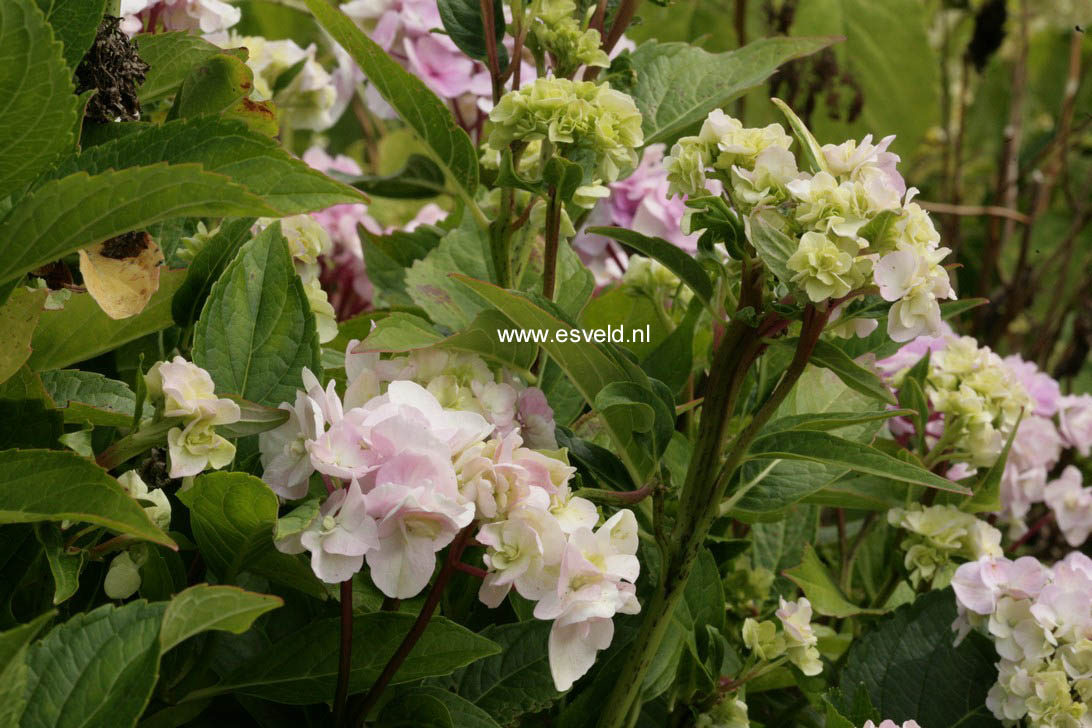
<box><xmin>488</xmin><ymin>77</ymin><xmax>643</xmax><ymax>184</ymax></box>
<box><xmin>888</xmin><ymin>504</ymin><xmax>1003</xmax><ymax>588</ymax></box>
<box><xmin>528</xmin><ymin>0</ymin><xmax>610</xmax><ymax>77</ymax></box>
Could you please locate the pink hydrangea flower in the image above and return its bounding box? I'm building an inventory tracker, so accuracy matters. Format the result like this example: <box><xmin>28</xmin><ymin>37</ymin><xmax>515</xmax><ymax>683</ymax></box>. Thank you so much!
<box><xmin>1003</xmin><ymin>355</ymin><xmax>1062</xmax><ymax>417</ymax></box>
<box><xmin>276</xmin><ymin>481</ymin><xmax>379</xmax><ymax>583</ymax></box>
<box><xmin>1043</xmin><ymin>466</ymin><xmax>1092</xmax><ymax>547</ymax></box>
<box><xmin>120</xmin><ymin>0</ymin><xmax>240</xmax><ymax>35</ymax></box>
<box><xmin>1058</xmin><ymin>394</ymin><xmax>1092</xmax><ymax>457</ymax></box>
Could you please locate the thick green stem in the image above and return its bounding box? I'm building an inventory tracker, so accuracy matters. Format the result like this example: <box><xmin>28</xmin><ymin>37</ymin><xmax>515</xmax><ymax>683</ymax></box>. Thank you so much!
<box><xmin>596</xmin><ymin>302</ymin><xmax>829</xmax><ymax>728</ymax></box>
<box><xmin>542</xmin><ymin>185</ymin><xmax>562</xmax><ymax>301</ymax></box>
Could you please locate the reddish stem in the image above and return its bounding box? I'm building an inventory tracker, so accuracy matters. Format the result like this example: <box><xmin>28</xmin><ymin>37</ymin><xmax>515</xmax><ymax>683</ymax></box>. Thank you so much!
<box><xmin>333</xmin><ymin>580</ymin><xmax>353</xmax><ymax>728</ymax></box>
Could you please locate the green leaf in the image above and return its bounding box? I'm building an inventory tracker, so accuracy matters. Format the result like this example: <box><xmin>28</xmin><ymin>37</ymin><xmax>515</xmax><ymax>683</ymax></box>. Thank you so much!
<box><xmin>789</xmin><ymin>0</ymin><xmax>939</xmax><ymax>156</ymax></box>
<box><xmin>450</xmin><ymin>619</ymin><xmax>558</xmax><ymax>723</ymax></box>
<box><xmin>134</xmin><ymin>31</ymin><xmax>248</xmax><ymax>103</ymax></box>
<box><xmin>746</xmin><ymin>430</ymin><xmax>972</xmax><ymax>495</ymax></box>
<box><xmin>748</xmin><ymin>209</ymin><xmax>797</xmax><ymax>285</ymax></box>
<box><xmin>39</xmin><ymin>370</ymin><xmax>136</xmax><ymax>427</ymax></box>
<box><xmin>34</xmin><ymin>0</ymin><xmax>107</xmax><ymax>69</ymax></box>
<box><xmin>160</xmin><ymin>584</ymin><xmax>283</xmax><ymax>653</ymax></box>
<box><xmin>0</xmin><ymin>165</ymin><xmax>277</xmax><ymax>286</ymax></box>
<box><xmin>362</xmin><ymin>310</ymin><xmax>539</xmax><ymax>375</ymax></box>
<box><xmin>177</xmin><ymin>472</ymin><xmax>323</xmax><ymax>597</ymax></box>
<box><xmin>172</xmin><ymin>218</ymin><xmax>256</xmax><ymax>327</ymax></box>
<box><xmin>405</xmin><ymin>221</ymin><xmax>494</xmax><ymax>329</ymax></box>
<box><xmin>22</xmin><ymin>602</ymin><xmax>166</xmax><ymax>728</ymax></box>
<box><xmin>27</xmin><ymin>269</ymin><xmax>186</xmax><ymax>372</ymax></box>
<box><xmin>455</xmin><ymin>276</ymin><xmax>661</xmax><ymax>484</ymax></box>
<box><xmin>622</xmin><ymin>36</ymin><xmax>837</xmax><ymax>145</ymax></box>
<box><xmin>363</xmin><ymin>225</ymin><xmax>445</xmax><ymax>305</ymax></box>
<box><xmin>0</xmin><ymin>449</ymin><xmax>175</xmax><ymax>547</ymax></box>
<box><xmin>51</xmin><ymin>117</ymin><xmax>365</xmax><ymax>215</ymax></box>
<box><xmin>586</xmin><ymin>227</ymin><xmax>714</xmax><ymax>308</ymax></box>
<box><xmin>765</xmin><ymin>409</ymin><xmax>911</xmax><ymax>434</ymax></box>
<box><xmin>305</xmin><ymin>0</ymin><xmax>479</xmax><ymax>198</ymax></box>
<box><xmin>167</xmin><ymin>53</ymin><xmax>251</xmax><ymax>119</ymax></box>
<box><xmin>839</xmin><ymin>589</ymin><xmax>1001</xmax><ymax>728</ymax></box>
<box><xmin>785</xmin><ymin>545</ymin><xmax>884</xmax><ymax>617</ymax></box>
<box><xmin>0</xmin><ymin>288</ymin><xmax>47</xmax><ymax>386</ymax></box>
<box><xmin>437</xmin><ymin>0</ymin><xmax>507</xmax><ymax>68</ymax></box>
<box><xmin>273</xmin><ymin>498</ymin><xmax>320</xmax><ymax>541</ymax></box>
<box><xmin>0</xmin><ymin>610</ymin><xmax>55</xmax><ymax>728</ymax></box>
<box><xmin>803</xmin><ymin>339</ymin><xmax>896</xmax><ymax>405</ymax></box>
<box><xmin>343</xmin><ymin>154</ymin><xmax>446</xmax><ymax>199</ymax></box>
<box><xmin>751</xmin><ymin>503</ymin><xmax>819</xmax><ymax>580</ymax></box>
<box><xmin>594</xmin><ymin>380</ymin><xmax>675</xmax><ymax>460</ymax></box>
<box><xmin>641</xmin><ymin>297</ymin><xmax>701</xmax><ymax>395</ymax></box>
<box><xmin>770</xmin><ymin>97</ymin><xmax>830</xmax><ymax>174</ymax></box>
<box><xmin>193</xmin><ymin>612</ymin><xmax>500</xmax><ymax>704</ymax></box>
<box><xmin>36</xmin><ymin>524</ymin><xmax>84</xmax><ymax>605</ymax></box>
<box><xmin>216</xmin><ymin>395</ymin><xmax>291</xmax><ymax>439</ymax></box>
<box><xmin>384</xmin><ymin>687</ymin><xmax>501</xmax><ymax>728</ymax></box>
<box><xmin>0</xmin><ymin>0</ymin><xmax>78</xmax><ymax>198</ymax></box>
<box><xmin>193</xmin><ymin>222</ymin><xmax>321</xmax><ymax>406</ymax></box>
<box><xmin>378</xmin><ymin>691</ymin><xmax>453</xmax><ymax>728</ymax></box>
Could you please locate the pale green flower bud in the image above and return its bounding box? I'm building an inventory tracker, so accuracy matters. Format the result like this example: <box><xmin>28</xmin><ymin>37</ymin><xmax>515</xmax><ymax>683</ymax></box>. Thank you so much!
<box><xmin>742</xmin><ymin>618</ymin><xmax>786</xmax><ymax>660</ymax></box>
<box><xmin>104</xmin><ymin>550</ymin><xmax>143</xmax><ymax>600</ymax></box>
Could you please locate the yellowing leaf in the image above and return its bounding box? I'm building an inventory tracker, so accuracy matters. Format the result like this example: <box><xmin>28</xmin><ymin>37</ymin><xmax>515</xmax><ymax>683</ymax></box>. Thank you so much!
<box><xmin>77</xmin><ymin>234</ymin><xmax>164</xmax><ymax>320</ymax></box>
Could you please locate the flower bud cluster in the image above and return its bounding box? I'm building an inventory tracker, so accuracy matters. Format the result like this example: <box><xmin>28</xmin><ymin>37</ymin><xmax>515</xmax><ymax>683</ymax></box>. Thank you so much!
<box><xmin>528</xmin><ymin>0</ymin><xmax>610</xmax><ymax>77</ymax></box>
<box><xmin>488</xmin><ymin>78</ymin><xmax>644</xmax><ymax>186</ymax></box>
<box><xmin>665</xmin><ymin>109</ymin><xmax>956</xmax><ymax>341</ymax></box>
<box><xmin>887</xmin><ymin>504</ymin><xmax>1003</xmax><ymax>589</ymax></box>
<box><xmin>145</xmin><ymin>356</ymin><xmax>241</xmax><ymax>478</ymax></box>
<box><xmin>259</xmin><ymin>343</ymin><xmax>640</xmax><ymax>691</ymax></box>
<box><xmin>742</xmin><ymin>597</ymin><xmax>824</xmax><ymax>676</ymax></box>
<box><xmin>952</xmin><ymin>552</ymin><xmax>1092</xmax><ymax>727</ymax></box>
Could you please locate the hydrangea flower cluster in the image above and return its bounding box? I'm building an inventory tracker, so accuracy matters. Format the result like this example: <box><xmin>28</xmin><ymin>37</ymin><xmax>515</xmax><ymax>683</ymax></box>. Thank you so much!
<box><xmin>488</xmin><ymin>78</ymin><xmax>644</xmax><ymax>191</ymax></box>
<box><xmin>258</xmin><ymin>343</ymin><xmax>639</xmax><ymax>691</ymax></box>
<box><xmin>665</xmin><ymin>110</ymin><xmax>956</xmax><ymax>341</ymax></box>
<box><xmin>952</xmin><ymin>552</ymin><xmax>1092</xmax><ymax>726</ymax></box>
<box><xmin>574</xmin><ymin>143</ymin><xmax>699</xmax><ymax>282</ymax></box>
<box><xmin>888</xmin><ymin>504</ymin><xmax>1003</xmax><ymax>589</ymax></box>
<box><xmin>144</xmin><ymin>356</ymin><xmax>241</xmax><ymax>478</ymax></box>
<box><xmin>120</xmin><ymin>0</ymin><xmax>240</xmax><ymax>36</ymax></box>
<box><xmin>742</xmin><ymin>597</ymin><xmax>824</xmax><ymax>676</ymax></box>
<box><xmin>527</xmin><ymin>0</ymin><xmax>610</xmax><ymax>77</ymax></box>
<box><xmin>340</xmin><ymin>0</ymin><xmax>494</xmax><ymax>116</ymax></box>
<box><xmin>883</xmin><ymin>333</ymin><xmax>1032</xmax><ymax>468</ymax></box>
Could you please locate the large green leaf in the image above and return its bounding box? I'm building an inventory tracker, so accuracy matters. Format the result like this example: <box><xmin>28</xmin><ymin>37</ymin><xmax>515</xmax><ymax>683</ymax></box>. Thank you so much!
<box><xmin>50</xmin><ymin>117</ymin><xmax>365</xmax><ymax>214</ymax></box>
<box><xmin>362</xmin><ymin>225</ymin><xmax>444</xmax><ymax>306</ymax></box>
<box><xmin>746</xmin><ymin>430</ymin><xmax>971</xmax><ymax>494</ymax></box>
<box><xmin>171</xmin><ymin>217</ymin><xmax>255</xmax><ymax>327</ymax></box>
<box><xmin>160</xmin><ymin>584</ymin><xmax>282</xmax><ymax>653</ymax></box>
<box><xmin>135</xmin><ymin>32</ymin><xmax>247</xmax><ymax>103</ymax></box>
<box><xmin>455</xmin><ymin>276</ymin><xmax>661</xmax><ymax>484</ymax></box>
<box><xmin>0</xmin><ymin>165</ymin><xmax>277</xmax><ymax>286</ymax></box>
<box><xmin>382</xmin><ymin>687</ymin><xmax>501</xmax><ymax>728</ymax></box>
<box><xmin>304</xmin><ymin>0</ymin><xmax>478</xmax><ymax>198</ymax></box>
<box><xmin>34</xmin><ymin>0</ymin><xmax>107</xmax><ymax>69</ymax></box>
<box><xmin>0</xmin><ymin>289</ymin><xmax>47</xmax><ymax>386</ymax></box>
<box><xmin>620</xmin><ymin>36</ymin><xmax>837</xmax><ymax>145</ymax></box>
<box><xmin>39</xmin><ymin>370</ymin><xmax>136</xmax><ymax>427</ymax></box>
<box><xmin>405</xmin><ymin>221</ymin><xmax>494</xmax><ymax>330</ymax></box>
<box><xmin>750</xmin><ymin>503</ymin><xmax>819</xmax><ymax>581</ymax></box>
<box><xmin>362</xmin><ymin>311</ymin><xmax>539</xmax><ymax>375</ymax></box>
<box><xmin>789</xmin><ymin>0</ymin><xmax>939</xmax><ymax>156</ymax></box>
<box><xmin>27</xmin><ymin>269</ymin><xmax>185</xmax><ymax>371</ymax></box>
<box><xmin>449</xmin><ymin>620</ymin><xmax>558</xmax><ymax>723</ymax></box>
<box><xmin>190</xmin><ymin>612</ymin><xmax>500</xmax><ymax>704</ymax></box>
<box><xmin>0</xmin><ymin>449</ymin><xmax>175</xmax><ymax>548</ymax></box>
<box><xmin>177</xmin><ymin>472</ymin><xmax>323</xmax><ymax>597</ymax></box>
<box><xmin>22</xmin><ymin>602</ymin><xmax>167</xmax><ymax>728</ymax></box>
<box><xmin>37</xmin><ymin>525</ymin><xmax>84</xmax><ymax>605</ymax></box>
<box><xmin>193</xmin><ymin>222</ymin><xmax>321</xmax><ymax>407</ymax></box>
<box><xmin>785</xmin><ymin>544</ymin><xmax>884</xmax><ymax>618</ymax></box>
<box><xmin>839</xmin><ymin>589</ymin><xmax>1001</xmax><ymax>728</ymax></box>
<box><xmin>0</xmin><ymin>0</ymin><xmax>78</xmax><ymax>198</ymax></box>
<box><xmin>0</xmin><ymin>610</ymin><xmax>54</xmax><ymax>728</ymax></box>
<box><xmin>805</xmin><ymin>339</ymin><xmax>896</xmax><ymax>405</ymax></box>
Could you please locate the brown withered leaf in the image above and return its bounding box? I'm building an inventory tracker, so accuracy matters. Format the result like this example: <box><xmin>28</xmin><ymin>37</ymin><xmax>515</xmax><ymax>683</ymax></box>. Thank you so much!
<box><xmin>78</xmin><ymin>233</ymin><xmax>164</xmax><ymax>320</ymax></box>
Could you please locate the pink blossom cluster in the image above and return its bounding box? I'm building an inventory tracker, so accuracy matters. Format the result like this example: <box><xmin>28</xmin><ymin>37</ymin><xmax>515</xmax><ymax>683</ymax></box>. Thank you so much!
<box><xmin>952</xmin><ymin>552</ymin><xmax>1092</xmax><ymax>725</ymax></box>
<box><xmin>259</xmin><ymin>343</ymin><xmax>640</xmax><ymax>691</ymax></box>
<box><xmin>879</xmin><ymin>333</ymin><xmax>1092</xmax><ymax>545</ymax></box>
<box><xmin>119</xmin><ymin>0</ymin><xmax>240</xmax><ymax>35</ymax></box>
<box><xmin>574</xmin><ymin>144</ymin><xmax>700</xmax><ymax>283</ymax></box>
<box><xmin>303</xmin><ymin>147</ymin><xmax>446</xmax><ymax>317</ymax></box>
